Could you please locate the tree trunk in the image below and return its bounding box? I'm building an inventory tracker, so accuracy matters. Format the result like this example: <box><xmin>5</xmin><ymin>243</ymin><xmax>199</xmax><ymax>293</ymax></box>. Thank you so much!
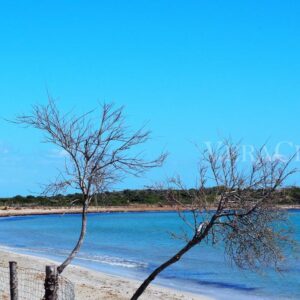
<box><xmin>57</xmin><ymin>201</ymin><xmax>88</xmax><ymax>274</ymax></box>
<box><xmin>94</xmin><ymin>194</ymin><xmax>98</xmax><ymax>206</ymax></box>
<box><xmin>130</xmin><ymin>237</ymin><xmax>200</xmax><ymax>300</ymax></box>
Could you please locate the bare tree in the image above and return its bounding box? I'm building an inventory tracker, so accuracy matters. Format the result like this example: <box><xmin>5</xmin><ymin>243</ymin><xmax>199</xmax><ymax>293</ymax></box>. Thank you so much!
<box><xmin>16</xmin><ymin>99</ymin><xmax>166</xmax><ymax>274</ymax></box>
<box><xmin>131</xmin><ymin>141</ymin><xmax>296</xmax><ymax>300</ymax></box>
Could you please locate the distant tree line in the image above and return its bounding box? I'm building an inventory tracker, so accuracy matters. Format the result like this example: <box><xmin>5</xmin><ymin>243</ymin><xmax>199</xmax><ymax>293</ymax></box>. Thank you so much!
<box><xmin>1</xmin><ymin>187</ymin><xmax>300</xmax><ymax>207</ymax></box>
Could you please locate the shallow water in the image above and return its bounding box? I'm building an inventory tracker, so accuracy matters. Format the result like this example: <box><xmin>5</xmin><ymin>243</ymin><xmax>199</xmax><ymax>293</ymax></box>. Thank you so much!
<box><xmin>0</xmin><ymin>210</ymin><xmax>299</xmax><ymax>299</ymax></box>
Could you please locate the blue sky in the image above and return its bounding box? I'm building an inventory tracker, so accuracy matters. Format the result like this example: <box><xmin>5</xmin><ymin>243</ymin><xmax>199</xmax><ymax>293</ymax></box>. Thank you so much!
<box><xmin>0</xmin><ymin>1</ymin><xmax>300</xmax><ymax>196</ymax></box>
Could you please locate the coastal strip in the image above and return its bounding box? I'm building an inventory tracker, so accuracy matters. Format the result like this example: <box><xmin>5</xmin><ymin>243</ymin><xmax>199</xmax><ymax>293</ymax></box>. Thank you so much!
<box><xmin>0</xmin><ymin>205</ymin><xmax>182</xmax><ymax>218</ymax></box>
<box><xmin>0</xmin><ymin>249</ymin><xmax>213</xmax><ymax>300</ymax></box>
<box><xmin>0</xmin><ymin>205</ymin><xmax>299</xmax><ymax>218</ymax></box>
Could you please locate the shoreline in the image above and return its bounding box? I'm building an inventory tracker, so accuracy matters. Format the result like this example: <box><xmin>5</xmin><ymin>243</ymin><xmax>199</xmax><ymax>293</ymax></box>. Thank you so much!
<box><xmin>0</xmin><ymin>205</ymin><xmax>182</xmax><ymax>218</ymax></box>
<box><xmin>0</xmin><ymin>204</ymin><xmax>300</xmax><ymax>218</ymax></box>
<box><xmin>0</xmin><ymin>248</ymin><xmax>213</xmax><ymax>300</ymax></box>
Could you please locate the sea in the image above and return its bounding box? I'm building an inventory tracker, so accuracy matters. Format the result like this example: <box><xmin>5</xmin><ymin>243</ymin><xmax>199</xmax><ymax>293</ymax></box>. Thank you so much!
<box><xmin>0</xmin><ymin>210</ymin><xmax>299</xmax><ymax>299</ymax></box>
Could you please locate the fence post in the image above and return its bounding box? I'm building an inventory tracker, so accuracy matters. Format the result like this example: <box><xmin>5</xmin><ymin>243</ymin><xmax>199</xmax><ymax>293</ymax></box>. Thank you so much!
<box><xmin>44</xmin><ymin>265</ymin><xmax>58</xmax><ymax>300</ymax></box>
<box><xmin>9</xmin><ymin>261</ymin><xmax>18</xmax><ymax>300</ymax></box>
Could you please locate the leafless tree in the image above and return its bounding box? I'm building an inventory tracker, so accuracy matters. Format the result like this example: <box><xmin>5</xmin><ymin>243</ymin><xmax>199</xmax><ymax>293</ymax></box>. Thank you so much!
<box><xmin>16</xmin><ymin>99</ymin><xmax>167</xmax><ymax>274</ymax></box>
<box><xmin>131</xmin><ymin>141</ymin><xmax>296</xmax><ymax>300</ymax></box>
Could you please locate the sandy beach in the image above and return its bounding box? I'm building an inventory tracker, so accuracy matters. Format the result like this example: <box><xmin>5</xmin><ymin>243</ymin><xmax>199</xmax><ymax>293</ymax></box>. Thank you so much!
<box><xmin>0</xmin><ymin>204</ymin><xmax>299</xmax><ymax>218</ymax></box>
<box><xmin>0</xmin><ymin>205</ymin><xmax>182</xmax><ymax>218</ymax></box>
<box><xmin>0</xmin><ymin>249</ymin><xmax>213</xmax><ymax>300</ymax></box>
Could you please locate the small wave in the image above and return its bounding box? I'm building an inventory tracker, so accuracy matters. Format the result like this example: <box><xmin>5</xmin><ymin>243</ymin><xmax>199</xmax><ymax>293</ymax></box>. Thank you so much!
<box><xmin>75</xmin><ymin>255</ymin><xmax>147</xmax><ymax>269</ymax></box>
<box><xmin>0</xmin><ymin>245</ymin><xmax>147</xmax><ymax>269</ymax></box>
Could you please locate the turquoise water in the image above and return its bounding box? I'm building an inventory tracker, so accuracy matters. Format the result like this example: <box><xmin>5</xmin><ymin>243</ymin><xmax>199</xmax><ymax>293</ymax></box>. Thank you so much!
<box><xmin>0</xmin><ymin>211</ymin><xmax>299</xmax><ymax>299</ymax></box>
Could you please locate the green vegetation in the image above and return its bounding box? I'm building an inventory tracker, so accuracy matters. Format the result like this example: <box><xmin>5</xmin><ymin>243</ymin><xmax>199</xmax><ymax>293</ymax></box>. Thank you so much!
<box><xmin>0</xmin><ymin>190</ymin><xmax>166</xmax><ymax>207</ymax></box>
<box><xmin>0</xmin><ymin>187</ymin><xmax>300</xmax><ymax>207</ymax></box>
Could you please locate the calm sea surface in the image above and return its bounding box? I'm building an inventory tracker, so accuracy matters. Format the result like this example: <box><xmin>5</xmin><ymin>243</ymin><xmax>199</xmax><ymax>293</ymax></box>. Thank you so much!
<box><xmin>0</xmin><ymin>211</ymin><xmax>299</xmax><ymax>299</ymax></box>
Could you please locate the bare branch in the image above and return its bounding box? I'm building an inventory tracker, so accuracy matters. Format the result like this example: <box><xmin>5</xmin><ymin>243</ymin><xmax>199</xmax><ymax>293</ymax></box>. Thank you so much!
<box><xmin>15</xmin><ymin>98</ymin><xmax>167</xmax><ymax>274</ymax></box>
<box><xmin>131</xmin><ymin>140</ymin><xmax>297</xmax><ymax>299</ymax></box>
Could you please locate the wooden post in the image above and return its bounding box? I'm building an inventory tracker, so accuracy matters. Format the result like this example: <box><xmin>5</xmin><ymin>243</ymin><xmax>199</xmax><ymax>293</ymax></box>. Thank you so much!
<box><xmin>44</xmin><ymin>265</ymin><xmax>58</xmax><ymax>300</ymax></box>
<box><xmin>9</xmin><ymin>261</ymin><xmax>18</xmax><ymax>300</ymax></box>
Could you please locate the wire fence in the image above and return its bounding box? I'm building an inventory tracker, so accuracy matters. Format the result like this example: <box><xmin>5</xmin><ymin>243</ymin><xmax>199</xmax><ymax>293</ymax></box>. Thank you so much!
<box><xmin>0</xmin><ymin>262</ymin><xmax>75</xmax><ymax>300</ymax></box>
